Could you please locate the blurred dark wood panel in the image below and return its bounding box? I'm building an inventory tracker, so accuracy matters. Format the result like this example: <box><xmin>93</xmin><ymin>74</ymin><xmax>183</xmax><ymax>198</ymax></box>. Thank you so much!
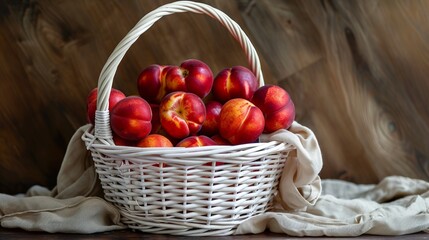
<box><xmin>0</xmin><ymin>0</ymin><xmax>273</xmax><ymax>194</ymax></box>
<box><xmin>240</xmin><ymin>0</ymin><xmax>429</xmax><ymax>183</ymax></box>
<box><xmin>0</xmin><ymin>0</ymin><xmax>428</xmax><ymax>194</ymax></box>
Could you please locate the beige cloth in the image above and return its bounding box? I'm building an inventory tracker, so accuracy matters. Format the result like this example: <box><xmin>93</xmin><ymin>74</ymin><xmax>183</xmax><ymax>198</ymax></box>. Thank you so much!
<box><xmin>237</xmin><ymin>176</ymin><xmax>429</xmax><ymax>236</ymax></box>
<box><xmin>1</xmin><ymin>122</ymin><xmax>428</xmax><ymax>236</ymax></box>
<box><xmin>260</xmin><ymin>123</ymin><xmax>323</xmax><ymax>210</ymax></box>
<box><xmin>0</xmin><ymin>125</ymin><xmax>126</xmax><ymax>233</ymax></box>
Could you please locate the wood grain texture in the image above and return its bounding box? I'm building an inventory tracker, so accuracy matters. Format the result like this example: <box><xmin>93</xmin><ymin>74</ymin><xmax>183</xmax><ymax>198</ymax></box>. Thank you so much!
<box><xmin>240</xmin><ymin>0</ymin><xmax>429</xmax><ymax>183</ymax></box>
<box><xmin>0</xmin><ymin>0</ymin><xmax>274</xmax><ymax>194</ymax></box>
<box><xmin>0</xmin><ymin>0</ymin><xmax>428</xmax><ymax>194</ymax></box>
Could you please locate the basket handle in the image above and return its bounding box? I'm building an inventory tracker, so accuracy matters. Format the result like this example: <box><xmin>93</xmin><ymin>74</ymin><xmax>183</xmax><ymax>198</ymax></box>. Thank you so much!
<box><xmin>94</xmin><ymin>1</ymin><xmax>264</xmax><ymax>141</ymax></box>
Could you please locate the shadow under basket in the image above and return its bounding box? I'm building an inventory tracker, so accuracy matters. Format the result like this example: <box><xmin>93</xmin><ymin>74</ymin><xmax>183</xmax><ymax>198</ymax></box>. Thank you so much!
<box><xmin>82</xmin><ymin>0</ymin><xmax>295</xmax><ymax>236</ymax></box>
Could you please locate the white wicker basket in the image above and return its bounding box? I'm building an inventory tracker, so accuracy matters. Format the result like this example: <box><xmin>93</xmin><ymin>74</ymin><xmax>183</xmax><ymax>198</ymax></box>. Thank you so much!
<box><xmin>82</xmin><ymin>0</ymin><xmax>294</xmax><ymax>236</ymax></box>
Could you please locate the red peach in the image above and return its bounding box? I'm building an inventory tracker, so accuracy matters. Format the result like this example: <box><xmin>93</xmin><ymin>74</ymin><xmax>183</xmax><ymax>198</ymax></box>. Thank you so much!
<box><xmin>148</xmin><ymin>105</ymin><xmax>177</xmax><ymax>144</ymax></box>
<box><xmin>251</xmin><ymin>85</ymin><xmax>295</xmax><ymax>132</ymax></box>
<box><xmin>113</xmin><ymin>133</ymin><xmax>137</xmax><ymax>146</ymax></box>
<box><xmin>211</xmin><ymin>134</ymin><xmax>230</xmax><ymax>145</ymax></box>
<box><xmin>149</xmin><ymin>104</ymin><xmax>161</xmax><ymax>134</ymax></box>
<box><xmin>212</xmin><ymin>66</ymin><xmax>258</xmax><ymax>103</ymax></box>
<box><xmin>200</xmin><ymin>101</ymin><xmax>222</xmax><ymax>136</ymax></box>
<box><xmin>157</xmin><ymin>128</ymin><xmax>180</xmax><ymax>146</ymax></box>
<box><xmin>263</xmin><ymin>101</ymin><xmax>295</xmax><ymax>132</ymax></box>
<box><xmin>164</xmin><ymin>59</ymin><xmax>213</xmax><ymax>98</ymax></box>
<box><xmin>177</xmin><ymin>136</ymin><xmax>223</xmax><ymax>166</ymax></box>
<box><xmin>176</xmin><ymin>136</ymin><xmax>223</xmax><ymax>166</ymax></box>
<box><xmin>219</xmin><ymin>98</ymin><xmax>265</xmax><ymax>145</ymax></box>
<box><xmin>86</xmin><ymin>87</ymin><xmax>126</xmax><ymax>125</ymax></box>
<box><xmin>137</xmin><ymin>64</ymin><xmax>173</xmax><ymax>104</ymax></box>
<box><xmin>160</xmin><ymin>91</ymin><xmax>206</xmax><ymax>139</ymax></box>
<box><xmin>136</xmin><ymin>134</ymin><xmax>172</xmax><ymax>168</ymax></box>
<box><xmin>136</xmin><ymin>134</ymin><xmax>173</xmax><ymax>147</ymax></box>
<box><xmin>176</xmin><ymin>135</ymin><xmax>217</xmax><ymax>147</ymax></box>
<box><xmin>110</xmin><ymin>96</ymin><xmax>152</xmax><ymax>141</ymax></box>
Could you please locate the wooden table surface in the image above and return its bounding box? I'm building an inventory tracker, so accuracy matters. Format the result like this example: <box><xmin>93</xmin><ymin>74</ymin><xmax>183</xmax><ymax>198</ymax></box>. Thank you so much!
<box><xmin>0</xmin><ymin>228</ymin><xmax>427</xmax><ymax>240</ymax></box>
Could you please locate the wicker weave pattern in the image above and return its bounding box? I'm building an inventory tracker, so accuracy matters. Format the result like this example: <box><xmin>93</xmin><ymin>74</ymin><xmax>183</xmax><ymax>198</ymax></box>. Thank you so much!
<box><xmin>83</xmin><ymin>129</ymin><xmax>292</xmax><ymax>235</ymax></box>
<box><xmin>83</xmin><ymin>0</ymin><xmax>295</xmax><ymax>236</ymax></box>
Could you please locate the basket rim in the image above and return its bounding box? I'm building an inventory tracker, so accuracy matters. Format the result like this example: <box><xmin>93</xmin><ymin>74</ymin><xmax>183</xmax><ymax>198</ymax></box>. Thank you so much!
<box><xmin>83</xmin><ymin>126</ymin><xmax>294</xmax><ymax>164</ymax></box>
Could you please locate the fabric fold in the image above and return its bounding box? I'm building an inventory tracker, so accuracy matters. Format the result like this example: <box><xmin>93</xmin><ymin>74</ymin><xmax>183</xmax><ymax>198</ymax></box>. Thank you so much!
<box><xmin>235</xmin><ymin>176</ymin><xmax>429</xmax><ymax>236</ymax></box>
<box><xmin>0</xmin><ymin>125</ymin><xmax>125</xmax><ymax>233</ymax></box>
<box><xmin>0</xmin><ymin>195</ymin><xmax>124</xmax><ymax>233</ymax></box>
<box><xmin>260</xmin><ymin>121</ymin><xmax>323</xmax><ymax>210</ymax></box>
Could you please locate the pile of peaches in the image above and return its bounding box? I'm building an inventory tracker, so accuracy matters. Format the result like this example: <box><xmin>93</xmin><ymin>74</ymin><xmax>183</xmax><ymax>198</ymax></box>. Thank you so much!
<box><xmin>86</xmin><ymin>59</ymin><xmax>295</xmax><ymax>148</ymax></box>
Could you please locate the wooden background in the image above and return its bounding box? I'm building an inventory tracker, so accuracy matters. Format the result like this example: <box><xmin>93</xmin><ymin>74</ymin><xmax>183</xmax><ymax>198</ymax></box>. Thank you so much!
<box><xmin>0</xmin><ymin>0</ymin><xmax>428</xmax><ymax>194</ymax></box>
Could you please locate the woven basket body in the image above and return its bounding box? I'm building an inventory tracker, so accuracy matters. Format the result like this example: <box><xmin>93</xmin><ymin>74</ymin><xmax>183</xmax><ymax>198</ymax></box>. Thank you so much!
<box><xmin>82</xmin><ymin>0</ymin><xmax>294</xmax><ymax>236</ymax></box>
